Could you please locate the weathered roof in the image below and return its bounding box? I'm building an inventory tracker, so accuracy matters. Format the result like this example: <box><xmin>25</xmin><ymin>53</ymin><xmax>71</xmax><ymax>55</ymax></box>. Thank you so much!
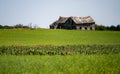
<box><xmin>71</xmin><ymin>16</ymin><xmax>95</xmax><ymax>24</ymax></box>
<box><xmin>51</xmin><ymin>16</ymin><xmax>95</xmax><ymax>25</ymax></box>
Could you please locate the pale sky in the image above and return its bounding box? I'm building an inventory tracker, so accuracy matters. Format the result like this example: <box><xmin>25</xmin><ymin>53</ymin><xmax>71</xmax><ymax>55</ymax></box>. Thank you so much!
<box><xmin>0</xmin><ymin>0</ymin><xmax>120</xmax><ymax>28</ymax></box>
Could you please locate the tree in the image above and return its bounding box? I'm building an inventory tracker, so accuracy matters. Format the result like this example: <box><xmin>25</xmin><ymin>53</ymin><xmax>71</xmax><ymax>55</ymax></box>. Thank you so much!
<box><xmin>116</xmin><ymin>24</ymin><xmax>120</xmax><ymax>31</ymax></box>
<box><xmin>4</xmin><ymin>25</ymin><xmax>13</xmax><ymax>29</ymax></box>
<box><xmin>14</xmin><ymin>24</ymin><xmax>23</xmax><ymax>28</ymax></box>
<box><xmin>109</xmin><ymin>25</ymin><xmax>116</xmax><ymax>31</ymax></box>
<box><xmin>95</xmin><ymin>24</ymin><xmax>107</xmax><ymax>30</ymax></box>
<box><xmin>0</xmin><ymin>25</ymin><xmax>3</xmax><ymax>29</ymax></box>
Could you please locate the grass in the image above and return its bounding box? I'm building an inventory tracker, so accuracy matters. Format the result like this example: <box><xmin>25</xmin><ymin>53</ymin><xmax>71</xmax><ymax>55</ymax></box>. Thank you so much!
<box><xmin>0</xmin><ymin>54</ymin><xmax>120</xmax><ymax>74</ymax></box>
<box><xmin>0</xmin><ymin>29</ymin><xmax>120</xmax><ymax>74</ymax></box>
<box><xmin>0</xmin><ymin>29</ymin><xmax>120</xmax><ymax>46</ymax></box>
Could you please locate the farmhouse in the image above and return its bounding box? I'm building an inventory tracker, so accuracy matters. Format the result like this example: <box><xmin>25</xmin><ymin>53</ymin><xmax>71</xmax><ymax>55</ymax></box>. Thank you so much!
<box><xmin>50</xmin><ymin>16</ymin><xmax>95</xmax><ymax>30</ymax></box>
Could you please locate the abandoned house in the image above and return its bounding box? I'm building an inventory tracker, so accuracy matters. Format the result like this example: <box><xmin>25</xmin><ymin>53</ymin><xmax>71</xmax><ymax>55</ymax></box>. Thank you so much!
<box><xmin>50</xmin><ymin>16</ymin><xmax>95</xmax><ymax>30</ymax></box>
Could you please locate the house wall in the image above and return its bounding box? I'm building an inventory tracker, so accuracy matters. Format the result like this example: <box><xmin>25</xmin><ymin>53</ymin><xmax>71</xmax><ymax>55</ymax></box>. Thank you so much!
<box><xmin>76</xmin><ymin>24</ymin><xmax>95</xmax><ymax>30</ymax></box>
<box><xmin>57</xmin><ymin>18</ymin><xmax>76</xmax><ymax>29</ymax></box>
<box><xmin>50</xmin><ymin>25</ymin><xmax>54</xmax><ymax>29</ymax></box>
<box><xmin>76</xmin><ymin>26</ymin><xmax>80</xmax><ymax>30</ymax></box>
<box><xmin>91</xmin><ymin>26</ymin><xmax>95</xmax><ymax>30</ymax></box>
<box><xmin>50</xmin><ymin>24</ymin><xmax>95</xmax><ymax>30</ymax></box>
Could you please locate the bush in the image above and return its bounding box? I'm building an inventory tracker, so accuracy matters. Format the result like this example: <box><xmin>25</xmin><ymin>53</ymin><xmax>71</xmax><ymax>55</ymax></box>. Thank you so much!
<box><xmin>0</xmin><ymin>45</ymin><xmax>120</xmax><ymax>55</ymax></box>
<box><xmin>95</xmin><ymin>25</ymin><xmax>107</xmax><ymax>30</ymax></box>
<box><xmin>95</xmin><ymin>24</ymin><xmax>120</xmax><ymax>31</ymax></box>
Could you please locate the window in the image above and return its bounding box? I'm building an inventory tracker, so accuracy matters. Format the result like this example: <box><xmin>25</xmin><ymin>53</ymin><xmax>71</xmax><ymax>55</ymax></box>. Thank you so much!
<box><xmin>85</xmin><ymin>27</ymin><xmax>87</xmax><ymax>30</ymax></box>
<box><xmin>80</xmin><ymin>27</ymin><xmax>82</xmax><ymax>29</ymax></box>
<box><xmin>90</xmin><ymin>27</ymin><xmax>93</xmax><ymax>30</ymax></box>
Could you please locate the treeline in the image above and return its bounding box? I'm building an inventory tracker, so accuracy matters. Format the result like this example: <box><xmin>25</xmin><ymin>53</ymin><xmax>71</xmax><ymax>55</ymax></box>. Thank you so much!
<box><xmin>0</xmin><ymin>24</ymin><xmax>120</xmax><ymax>31</ymax></box>
<box><xmin>95</xmin><ymin>24</ymin><xmax>120</xmax><ymax>31</ymax></box>
<box><xmin>0</xmin><ymin>24</ymin><xmax>31</xmax><ymax>29</ymax></box>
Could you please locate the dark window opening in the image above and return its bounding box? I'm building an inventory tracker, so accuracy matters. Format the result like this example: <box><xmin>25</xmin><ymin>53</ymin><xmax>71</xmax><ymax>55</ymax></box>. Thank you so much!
<box><xmin>85</xmin><ymin>27</ymin><xmax>87</xmax><ymax>30</ymax></box>
<box><xmin>80</xmin><ymin>27</ymin><xmax>82</xmax><ymax>29</ymax></box>
<box><xmin>90</xmin><ymin>27</ymin><xmax>92</xmax><ymax>30</ymax></box>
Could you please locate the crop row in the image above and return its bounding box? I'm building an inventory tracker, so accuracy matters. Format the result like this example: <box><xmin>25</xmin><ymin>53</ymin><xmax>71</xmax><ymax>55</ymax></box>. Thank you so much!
<box><xmin>0</xmin><ymin>45</ymin><xmax>120</xmax><ymax>55</ymax></box>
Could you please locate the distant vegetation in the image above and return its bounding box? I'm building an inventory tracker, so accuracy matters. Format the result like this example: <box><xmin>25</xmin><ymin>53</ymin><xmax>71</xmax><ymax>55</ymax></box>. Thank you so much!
<box><xmin>95</xmin><ymin>24</ymin><xmax>120</xmax><ymax>31</ymax></box>
<box><xmin>0</xmin><ymin>24</ymin><xmax>120</xmax><ymax>31</ymax></box>
<box><xmin>0</xmin><ymin>24</ymin><xmax>30</xmax><ymax>29</ymax></box>
<box><xmin>0</xmin><ymin>23</ymin><xmax>38</xmax><ymax>29</ymax></box>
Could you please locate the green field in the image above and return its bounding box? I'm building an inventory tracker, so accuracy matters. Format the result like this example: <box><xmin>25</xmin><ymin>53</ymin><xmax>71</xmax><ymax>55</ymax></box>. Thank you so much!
<box><xmin>0</xmin><ymin>29</ymin><xmax>120</xmax><ymax>46</ymax></box>
<box><xmin>0</xmin><ymin>29</ymin><xmax>120</xmax><ymax>74</ymax></box>
<box><xmin>0</xmin><ymin>54</ymin><xmax>120</xmax><ymax>74</ymax></box>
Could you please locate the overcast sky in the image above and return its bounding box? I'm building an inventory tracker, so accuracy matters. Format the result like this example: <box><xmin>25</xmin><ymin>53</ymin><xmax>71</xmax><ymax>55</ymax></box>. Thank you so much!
<box><xmin>0</xmin><ymin>0</ymin><xmax>120</xmax><ymax>28</ymax></box>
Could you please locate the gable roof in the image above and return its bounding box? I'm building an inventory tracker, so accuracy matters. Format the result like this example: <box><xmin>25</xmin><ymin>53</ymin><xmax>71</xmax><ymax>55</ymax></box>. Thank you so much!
<box><xmin>71</xmin><ymin>16</ymin><xmax>95</xmax><ymax>24</ymax></box>
<box><xmin>51</xmin><ymin>16</ymin><xmax>95</xmax><ymax>25</ymax></box>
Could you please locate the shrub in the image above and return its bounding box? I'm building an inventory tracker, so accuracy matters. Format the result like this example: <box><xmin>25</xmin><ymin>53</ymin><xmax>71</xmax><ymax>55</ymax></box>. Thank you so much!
<box><xmin>0</xmin><ymin>45</ymin><xmax>120</xmax><ymax>55</ymax></box>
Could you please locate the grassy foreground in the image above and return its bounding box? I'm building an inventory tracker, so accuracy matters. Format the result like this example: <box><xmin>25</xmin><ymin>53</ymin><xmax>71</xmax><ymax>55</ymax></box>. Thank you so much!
<box><xmin>0</xmin><ymin>29</ymin><xmax>120</xmax><ymax>46</ymax></box>
<box><xmin>0</xmin><ymin>29</ymin><xmax>120</xmax><ymax>74</ymax></box>
<box><xmin>0</xmin><ymin>54</ymin><xmax>120</xmax><ymax>74</ymax></box>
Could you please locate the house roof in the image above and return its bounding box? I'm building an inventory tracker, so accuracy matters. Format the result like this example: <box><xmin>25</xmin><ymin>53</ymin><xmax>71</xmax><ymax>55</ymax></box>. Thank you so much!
<box><xmin>51</xmin><ymin>16</ymin><xmax>95</xmax><ymax>25</ymax></box>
